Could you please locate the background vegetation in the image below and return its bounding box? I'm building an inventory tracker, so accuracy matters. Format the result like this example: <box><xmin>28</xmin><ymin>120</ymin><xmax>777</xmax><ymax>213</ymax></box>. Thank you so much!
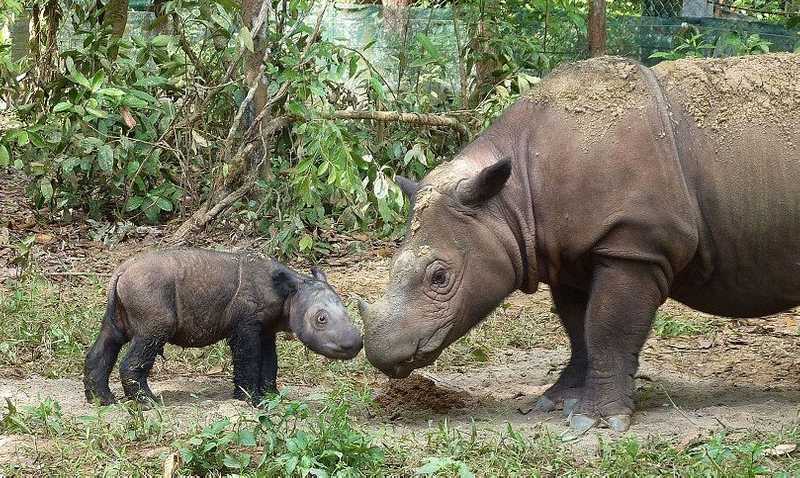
<box><xmin>2</xmin><ymin>0</ymin><xmax>796</xmax><ymax>258</ymax></box>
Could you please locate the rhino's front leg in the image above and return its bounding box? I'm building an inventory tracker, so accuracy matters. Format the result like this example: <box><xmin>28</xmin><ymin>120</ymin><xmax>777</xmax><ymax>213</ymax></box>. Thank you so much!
<box><xmin>535</xmin><ymin>285</ymin><xmax>588</xmax><ymax>414</ymax></box>
<box><xmin>569</xmin><ymin>257</ymin><xmax>665</xmax><ymax>433</ymax></box>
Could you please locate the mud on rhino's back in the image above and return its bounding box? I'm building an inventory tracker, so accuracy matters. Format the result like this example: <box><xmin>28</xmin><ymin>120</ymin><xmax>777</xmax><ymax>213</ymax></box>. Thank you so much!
<box><xmin>654</xmin><ymin>54</ymin><xmax>800</xmax><ymax>316</ymax></box>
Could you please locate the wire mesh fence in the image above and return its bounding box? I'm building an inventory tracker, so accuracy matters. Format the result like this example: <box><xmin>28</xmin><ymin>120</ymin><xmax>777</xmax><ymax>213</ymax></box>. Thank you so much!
<box><xmin>4</xmin><ymin>1</ymin><xmax>799</xmax><ymax>79</ymax></box>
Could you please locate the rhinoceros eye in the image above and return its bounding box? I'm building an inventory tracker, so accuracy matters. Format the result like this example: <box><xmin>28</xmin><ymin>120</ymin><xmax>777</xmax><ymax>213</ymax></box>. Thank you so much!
<box><xmin>431</xmin><ymin>269</ymin><xmax>448</xmax><ymax>287</ymax></box>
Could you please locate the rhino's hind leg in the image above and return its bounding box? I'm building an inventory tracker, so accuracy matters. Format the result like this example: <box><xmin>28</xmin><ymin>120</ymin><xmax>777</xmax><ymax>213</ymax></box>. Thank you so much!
<box><xmin>84</xmin><ymin>324</ymin><xmax>129</xmax><ymax>405</ymax></box>
<box><xmin>568</xmin><ymin>257</ymin><xmax>664</xmax><ymax>433</ymax></box>
<box><xmin>229</xmin><ymin>319</ymin><xmax>263</xmax><ymax>404</ymax></box>
<box><xmin>536</xmin><ymin>286</ymin><xmax>589</xmax><ymax>415</ymax></box>
<box><xmin>119</xmin><ymin>336</ymin><xmax>165</xmax><ymax>405</ymax></box>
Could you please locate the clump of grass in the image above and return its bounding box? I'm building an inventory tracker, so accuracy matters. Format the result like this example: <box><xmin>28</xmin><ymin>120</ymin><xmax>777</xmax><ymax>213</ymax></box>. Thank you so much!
<box><xmin>0</xmin><ymin>277</ymin><xmax>105</xmax><ymax>376</ymax></box>
<box><xmin>652</xmin><ymin>312</ymin><xmax>713</xmax><ymax>338</ymax></box>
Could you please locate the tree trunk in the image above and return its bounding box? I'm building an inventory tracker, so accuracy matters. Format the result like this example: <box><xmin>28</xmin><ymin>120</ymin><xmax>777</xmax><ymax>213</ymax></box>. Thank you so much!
<box><xmin>383</xmin><ymin>0</ymin><xmax>410</xmax><ymax>36</ymax></box>
<box><xmin>587</xmin><ymin>0</ymin><xmax>607</xmax><ymax>57</ymax></box>
<box><xmin>241</xmin><ymin>0</ymin><xmax>270</xmax><ymax>178</ymax></box>
<box><xmin>102</xmin><ymin>0</ymin><xmax>128</xmax><ymax>38</ymax></box>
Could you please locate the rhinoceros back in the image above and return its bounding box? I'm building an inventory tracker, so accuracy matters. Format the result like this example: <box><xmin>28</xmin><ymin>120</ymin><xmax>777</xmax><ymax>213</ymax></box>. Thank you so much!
<box><xmin>655</xmin><ymin>54</ymin><xmax>800</xmax><ymax>316</ymax></box>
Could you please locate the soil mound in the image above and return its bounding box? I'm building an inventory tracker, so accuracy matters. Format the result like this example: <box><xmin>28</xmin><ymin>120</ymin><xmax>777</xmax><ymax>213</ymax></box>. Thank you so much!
<box><xmin>373</xmin><ymin>374</ymin><xmax>471</xmax><ymax>417</ymax></box>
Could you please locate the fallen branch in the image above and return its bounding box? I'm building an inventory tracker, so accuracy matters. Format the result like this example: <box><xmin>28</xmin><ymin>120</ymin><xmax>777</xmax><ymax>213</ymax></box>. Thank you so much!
<box><xmin>321</xmin><ymin>110</ymin><xmax>469</xmax><ymax>137</ymax></box>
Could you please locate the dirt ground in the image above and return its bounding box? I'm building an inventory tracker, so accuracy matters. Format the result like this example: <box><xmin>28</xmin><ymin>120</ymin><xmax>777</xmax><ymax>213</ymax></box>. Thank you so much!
<box><xmin>2</xmin><ymin>169</ymin><xmax>800</xmax><ymax>458</ymax></box>
<box><xmin>2</xmin><ymin>255</ymin><xmax>800</xmax><ymax>449</ymax></box>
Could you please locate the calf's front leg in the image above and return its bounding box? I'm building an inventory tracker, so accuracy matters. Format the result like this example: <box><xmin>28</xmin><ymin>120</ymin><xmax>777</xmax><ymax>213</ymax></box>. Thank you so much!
<box><xmin>568</xmin><ymin>256</ymin><xmax>667</xmax><ymax>433</ymax></box>
<box><xmin>229</xmin><ymin>319</ymin><xmax>263</xmax><ymax>404</ymax></box>
<box><xmin>257</xmin><ymin>332</ymin><xmax>278</xmax><ymax>399</ymax></box>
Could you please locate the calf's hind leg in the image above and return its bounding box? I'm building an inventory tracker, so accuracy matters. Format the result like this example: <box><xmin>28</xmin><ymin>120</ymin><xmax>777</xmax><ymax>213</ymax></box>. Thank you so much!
<box><xmin>119</xmin><ymin>336</ymin><xmax>165</xmax><ymax>404</ymax></box>
<box><xmin>84</xmin><ymin>323</ymin><xmax>129</xmax><ymax>405</ymax></box>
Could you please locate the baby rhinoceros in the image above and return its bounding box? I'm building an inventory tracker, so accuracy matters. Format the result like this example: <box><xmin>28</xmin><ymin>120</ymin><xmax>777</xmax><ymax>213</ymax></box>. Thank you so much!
<box><xmin>83</xmin><ymin>248</ymin><xmax>362</xmax><ymax>406</ymax></box>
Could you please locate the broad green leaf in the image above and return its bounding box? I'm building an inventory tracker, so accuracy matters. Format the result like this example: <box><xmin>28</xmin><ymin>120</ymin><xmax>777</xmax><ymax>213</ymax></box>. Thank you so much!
<box><xmin>144</xmin><ymin>204</ymin><xmax>160</xmax><ymax>222</ymax></box>
<box><xmin>13</xmin><ymin>159</ymin><xmax>23</xmax><ymax>169</ymax></box>
<box><xmin>97</xmin><ymin>145</ymin><xmax>114</xmax><ymax>172</ymax></box>
<box><xmin>125</xmin><ymin>195</ymin><xmax>144</xmax><ymax>211</ymax></box>
<box><xmin>133</xmin><ymin>76</ymin><xmax>167</xmax><ymax>88</ymax></box>
<box><xmin>39</xmin><ymin>178</ymin><xmax>53</xmax><ymax>201</ymax></box>
<box><xmin>16</xmin><ymin>131</ymin><xmax>29</xmax><ymax>146</ymax></box>
<box><xmin>0</xmin><ymin>145</ymin><xmax>8</xmax><ymax>166</ymax></box>
<box><xmin>90</xmin><ymin>71</ymin><xmax>106</xmax><ymax>92</ymax></box>
<box><xmin>213</xmin><ymin>0</ymin><xmax>238</xmax><ymax>12</ymax></box>
<box><xmin>299</xmin><ymin>234</ymin><xmax>313</xmax><ymax>251</ymax></box>
<box><xmin>53</xmin><ymin>101</ymin><xmax>73</xmax><ymax>113</ymax></box>
<box><xmin>97</xmin><ymin>87</ymin><xmax>125</xmax><ymax>98</ymax></box>
<box><xmin>239</xmin><ymin>26</ymin><xmax>254</xmax><ymax>52</ymax></box>
<box><xmin>237</xmin><ymin>429</ymin><xmax>256</xmax><ymax>447</ymax></box>
<box><xmin>151</xmin><ymin>35</ymin><xmax>172</xmax><ymax>47</ymax></box>
<box><xmin>416</xmin><ymin>33</ymin><xmax>439</xmax><ymax>58</ymax></box>
<box><xmin>126</xmin><ymin>160</ymin><xmax>140</xmax><ymax>176</ymax></box>
<box><xmin>86</xmin><ymin>106</ymin><xmax>108</xmax><ymax>119</ymax></box>
<box><xmin>156</xmin><ymin>197</ymin><xmax>173</xmax><ymax>211</ymax></box>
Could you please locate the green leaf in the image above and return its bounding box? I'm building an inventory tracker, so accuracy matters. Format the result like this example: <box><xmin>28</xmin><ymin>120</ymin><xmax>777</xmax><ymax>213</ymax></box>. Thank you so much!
<box><xmin>416</xmin><ymin>33</ymin><xmax>439</xmax><ymax>58</ymax></box>
<box><xmin>16</xmin><ymin>131</ymin><xmax>29</xmax><ymax>146</ymax></box>
<box><xmin>144</xmin><ymin>204</ymin><xmax>160</xmax><ymax>222</ymax></box>
<box><xmin>53</xmin><ymin>101</ymin><xmax>73</xmax><ymax>113</ymax></box>
<box><xmin>125</xmin><ymin>196</ymin><xmax>144</xmax><ymax>211</ymax></box>
<box><xmin>86</xmin><ymin>106</ymin><xmax>108</xmax><ymax>119</ymax></box>
<box><xmin>39</xmin><ymin>178</ymin><xmax>53</xmax><ymax>201</ymax></box>
<box><xmin>97</xmin><ymin>87</ymin><xmax>125</xmax><ymax>98</ymax></box>
<box><xmin>213</xmin><ymin>0</ymin><xmax>239</xmax><ymax>12</ymax></box>
<box><xmin>0</xmin><ymin>145</ymin><xmax>9</xmax><ymax>167</ymax></box>
<box><xmin>13</xmin><ymin>159</ymin><xmax>23</xmax><ymax>169</ymax></box>
<box><xmin>97</xmin><ymin>145</ymin><xmax>114</xmax><ymax>172</ymax></box>
<box><xmin>299</xmin><ymin>234</ymin><xmax>313</xmax><ymax>251</ymax></box>
<box><xmin>156</xmin><ymin>197</ymin><xmax>173</xmax><ymax>212</ymax></box>
<box><xmin>151</xmin><ymin>35</ymin><xmax>172</xmax><ymax>47</ymax></box>
<box><xmin>223</xmin><ymin>452</ymin><xmax>251</xmax><ymax>469</ymax></box>
<box><xmin>126</xmin><ymin>160</ymin><xmax>140</xmax><ymax>176</ymax></box>
<box><xmin>90</xmin><ymin>71</ymin><xmax>106</xmax><ymax>92</ymax></box>
<box><xmin>239</xmin><ymin>26</ymin><xmax>254</xmax><ymax>52</ymax></box>
<box><xmin>237</xmin><ymin>429</ymin><xmax>256</xmax><ymax>447</ymax></box>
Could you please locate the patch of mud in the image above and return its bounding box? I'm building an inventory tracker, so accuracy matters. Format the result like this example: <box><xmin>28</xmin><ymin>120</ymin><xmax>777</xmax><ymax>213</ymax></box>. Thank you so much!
<box><xmin>654</xmin><ymin>53</ymin><xmax>800</xmax><ymax>153</ymax></box>
<box><xmin>372</xmin><ymin>374</ymin><xmax>474</xmax><ymax>419</ymax></box>
<box><xmin>524</xmin><ymin>56</ymin><xmax>648</xmax><ymax>144</ymax></box>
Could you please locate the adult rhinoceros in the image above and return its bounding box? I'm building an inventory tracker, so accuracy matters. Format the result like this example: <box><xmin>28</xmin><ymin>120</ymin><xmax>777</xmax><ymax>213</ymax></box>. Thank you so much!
<box><xmin>359</xmin><ymin>53</ymin><xmax>800</xmax><ymax>432</ymax></box>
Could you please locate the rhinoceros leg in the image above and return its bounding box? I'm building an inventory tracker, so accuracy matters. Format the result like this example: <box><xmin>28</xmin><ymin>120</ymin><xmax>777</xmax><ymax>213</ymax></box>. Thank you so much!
<box><xmin>229</xmin><ymin>319</ymin><xmax>263</xmax><ymax>404</ymax></box>
<box><xmin>256</xmin><ymin>332</ymin><xmax>278</xmax><ymax>400</ymax></box>
<box><xmin>568</xmin><ymin>257</ymin><xmax>664</xmax><ymax>433</ymax></box>
<box><xmin>535</xmin><ymin>286</ymin><xmax>588</xmax><ymax>414</ymax></box>
<box><xmin>119</xmin><ymin>335</ymin><xmax>165</xmax><ymax>405</ymax></box>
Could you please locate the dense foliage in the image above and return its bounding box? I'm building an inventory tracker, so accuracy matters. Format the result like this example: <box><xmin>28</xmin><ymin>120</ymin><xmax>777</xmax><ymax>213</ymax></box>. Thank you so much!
<box><xmin>1</xmin><ymin>0</ymin><xmax>798</xmax><ymax>257</ymax></box>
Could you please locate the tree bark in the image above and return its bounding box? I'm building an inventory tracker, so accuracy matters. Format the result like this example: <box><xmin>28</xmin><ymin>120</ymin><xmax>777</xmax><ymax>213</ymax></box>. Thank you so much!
<box><xmin>383</xmin><ymin>0</ymin><xmax>410</xmax><ymax>36</ymax></box>
<box><xmin>102</xmin><ymin>0</ymin><xmax>128</xmax><ymax>38</ymax></box>
<box><xmin>587</xmin><ymin>0</ymin><xmax>607</xmax><ymax>57</ymax></box>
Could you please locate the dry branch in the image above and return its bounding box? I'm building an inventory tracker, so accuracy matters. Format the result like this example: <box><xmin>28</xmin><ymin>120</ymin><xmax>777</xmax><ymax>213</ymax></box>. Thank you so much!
<box><xmin>323</xmin><ymin>110</ymin><xmax>469</xmax><ymax>137</ymax></box>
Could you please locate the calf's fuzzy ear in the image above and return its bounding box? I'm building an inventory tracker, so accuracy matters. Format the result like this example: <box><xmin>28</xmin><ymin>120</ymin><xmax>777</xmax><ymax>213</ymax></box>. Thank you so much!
<box><xmin>272</xmin><ymin>269</ymin><xmax>299</xmax><ymax>297</ymax></box>
<box><xmin>395</xmin><ymin>176</ymin><xmax>419</xmax><ymax>199</ymax></box>
<box><xmin>310</xmin><ymin>266</ymin><xmax>328</xmax><ymax>283</ymax></box>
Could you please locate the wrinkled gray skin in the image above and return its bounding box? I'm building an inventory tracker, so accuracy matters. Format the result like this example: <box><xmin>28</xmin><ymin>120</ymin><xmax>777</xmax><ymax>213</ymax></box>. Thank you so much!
<box><xmin>361</xmin><ymin>54</ymin><xmax>800</xmax><ymax>432</ymax></box>
<box><xmin>84</xmin><ymin>248</ymin><xmax>362</xmax><ymax>406</ymax></box>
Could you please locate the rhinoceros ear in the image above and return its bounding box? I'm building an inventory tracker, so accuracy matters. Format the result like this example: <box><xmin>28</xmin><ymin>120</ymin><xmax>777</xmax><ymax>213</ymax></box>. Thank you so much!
<box><xmin>457</xmin><ymin>159</ymin><xmax>512</xmax><ymax>205</ymax></box>
<box><xmin>272</xmin><ymin>268</ymin><xmax>300</xmax><ymax>297</ymax></box>
<box><xmin>394</xmin><ymin>175</ymin><xmax>419</xmax><ymax>199</ymax></box>
<box><xmin>310</xmin><ymin>266</ymin><xmax>328</xmax><ymax>283</ymax></box>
